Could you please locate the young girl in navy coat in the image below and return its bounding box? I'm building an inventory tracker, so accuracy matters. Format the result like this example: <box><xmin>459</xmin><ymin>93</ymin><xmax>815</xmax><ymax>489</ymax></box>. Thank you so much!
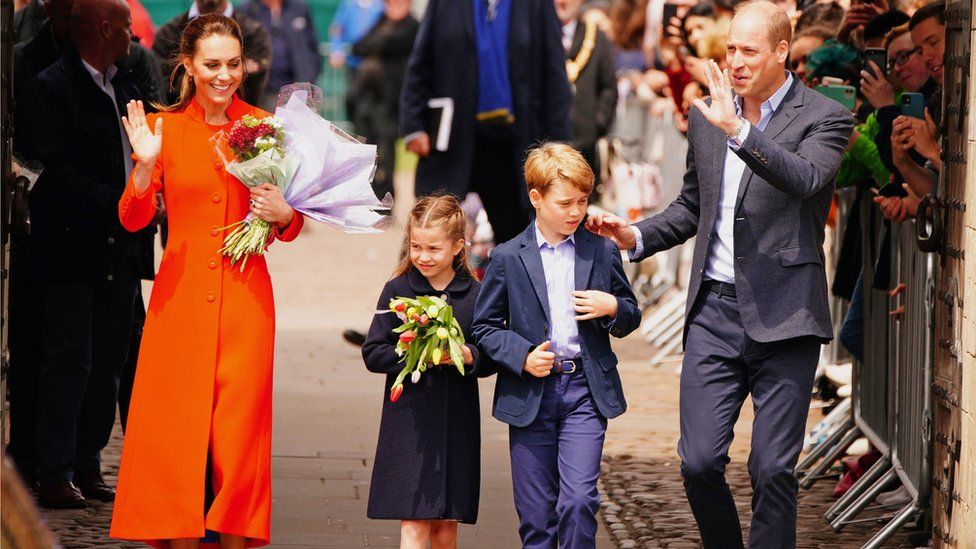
<box><xmin>362</xmin><ymin>195</ymin><xmax>489</xmax><ymax>548</ymax></box>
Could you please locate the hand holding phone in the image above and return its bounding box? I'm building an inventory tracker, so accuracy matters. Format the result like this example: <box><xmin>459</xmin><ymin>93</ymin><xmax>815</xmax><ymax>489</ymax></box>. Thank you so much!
<box><xmin>860</xmin><ymin>59</ymin><xmax>895</xmax><ymax>109</ymax></box>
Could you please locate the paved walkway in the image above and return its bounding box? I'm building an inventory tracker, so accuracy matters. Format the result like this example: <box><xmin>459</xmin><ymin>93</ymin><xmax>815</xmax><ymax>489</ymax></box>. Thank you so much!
<box><xmin>36</xmin><ymin>203</ymin><xmax>919</xmax><ymax>548</ymax></box>
<box><xmin>38</xmin><ymin>217</ymin><xmax>610</xmax><ymax>548</ymax></box>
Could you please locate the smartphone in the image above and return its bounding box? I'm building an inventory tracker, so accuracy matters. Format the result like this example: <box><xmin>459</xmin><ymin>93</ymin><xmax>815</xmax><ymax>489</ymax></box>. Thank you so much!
<box><xmin>900</xmin><ymin>92</ymin><xmax>925</xmax><ymax>119</ymax></box>
<box><xmin>815</xmin><ymin>84</ymin><xmax>857</xmax><ymax>112</ymax></box>
<box><xmin>875</xmin><ymin>183</ymin><xmax>908</xmax><ymax>198</ymax></box>
<box><xmin>662</xmin><ymin>3</ymin><xmax>679</xmax><ymax>32</ymax></box>
<box><xmin>864</xmin><ymin>48</ymin><xmax>887</xmax><ymax>78</ymax></box>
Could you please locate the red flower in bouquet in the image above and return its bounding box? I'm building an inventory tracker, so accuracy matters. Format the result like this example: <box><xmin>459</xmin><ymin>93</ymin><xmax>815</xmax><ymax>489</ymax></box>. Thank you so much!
<box><xmin>227</xmin><ymin>122</ymin><xmax>278</xmax><ymax>158</ymax></box>
<box><xmin>386</xmin><ymin>296</ymin><xmax>467</xmax><ymax>403</ymax></box>
<box><xmin>212</xmin><ymin>114</ymin><xmax>297</xmax><ymax>271</ymax></box>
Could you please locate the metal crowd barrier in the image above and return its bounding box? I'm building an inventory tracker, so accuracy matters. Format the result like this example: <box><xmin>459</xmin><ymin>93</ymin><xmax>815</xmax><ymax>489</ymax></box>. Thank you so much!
<box><xmin>795</xmin><ymin>188</ymin><xmax>934</xmax><ymax>548</ymax></box>
<box><xmin>882</xmin><ymin>219</ymin><xmax>934</xmax><ymax>542</ymax></box>
<box><xmin>856</xmin><ymin>196</ymin><xmax>893</xmax><ymax>456</ymax></box>
<box><xmin>606</xmin><ymin>98</ymin><xmax>693</xmax><ymax>367</ymax></box>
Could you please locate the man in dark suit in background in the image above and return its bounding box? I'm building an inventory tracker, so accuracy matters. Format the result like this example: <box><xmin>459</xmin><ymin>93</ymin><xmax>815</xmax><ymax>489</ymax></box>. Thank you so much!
<box><xmin>5</xmin><ymin>0</ymin><xmax>76</xmax><ymax>490</ymax></box>
<box><xmin>8</xmin><ymin>0</ymin><xmax>161</xmax><ymax>489</ymax></box>
<box><xmin>399</xmin><ymin>0</ymin><xmax>572</xmax><ymax>245</ymax></box>
<box><xmin>588</xmin><ymin>2</ymin><xmax>853</xmax><ymax>547</ymax></box>
<box><xmin>14</xmin><ymin>0</ymin><xmax>164</xmax><ymax>103</ymax></box>
<box><xmin>14</xmin><ymin>0</ymin><xmax>149</xmax><ymax>509</ymax></box>
<box><xmin>556</xmin><ymin>0</ymin><xmax>617</xmax><ymax>176</ymax></box>
<box><xmin>13</xmin><ymin>0</ymin><xmax>48</xmax><ymax>44</ymax></box>
<box><xmin>238</xmin><ymin>0</ymin><xmax>323</xmax><ymax>111</ymax></box>
<box><xmin>153</xmin><ymin>0</ymin><xmax>271</xmax><ymax>105</ymax></box>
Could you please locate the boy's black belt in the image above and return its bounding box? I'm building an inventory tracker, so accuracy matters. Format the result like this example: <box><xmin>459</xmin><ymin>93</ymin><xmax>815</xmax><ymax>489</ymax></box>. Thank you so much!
<box><xmin>702</xmin><ymin>279</ymin><xmax>736</xmax><ymax>299</ymax></box>
<box><xmin>551</xmin><ymin>358</ymin><xmax>583</xmax><ymax>374</ymax></box>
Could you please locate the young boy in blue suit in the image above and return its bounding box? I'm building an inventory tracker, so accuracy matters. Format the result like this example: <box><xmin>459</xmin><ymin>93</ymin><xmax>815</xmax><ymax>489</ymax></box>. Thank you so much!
<box><xmin>472</xmin><ymin>143</ymin><xmax>640</xmax><ymax>548</ymax></box>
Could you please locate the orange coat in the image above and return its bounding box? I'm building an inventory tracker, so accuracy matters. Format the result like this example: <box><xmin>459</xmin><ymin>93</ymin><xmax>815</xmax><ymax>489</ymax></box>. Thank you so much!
<box><xmin>110</xmin><ymin>97</ymin><xmax>303</xmax><ymax>547</ymax></box>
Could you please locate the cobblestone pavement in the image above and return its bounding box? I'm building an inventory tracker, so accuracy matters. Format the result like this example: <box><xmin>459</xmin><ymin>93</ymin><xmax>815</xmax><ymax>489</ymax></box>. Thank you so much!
<box><xmin>598</xmin><ymin>331</ymin><xmax>922</xmax><ymax>549</ymax></box>
<box><xmin>597</xmin><ymin>456</ymin><xmax>918</xmax><ymax>548</ymax></box>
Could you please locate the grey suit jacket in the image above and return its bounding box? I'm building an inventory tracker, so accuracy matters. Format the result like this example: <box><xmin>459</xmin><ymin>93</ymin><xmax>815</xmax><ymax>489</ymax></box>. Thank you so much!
<box><xmin>632</xmin><ymin>76</ymin><xmax>854</xmax><ymax>343</ymax></box>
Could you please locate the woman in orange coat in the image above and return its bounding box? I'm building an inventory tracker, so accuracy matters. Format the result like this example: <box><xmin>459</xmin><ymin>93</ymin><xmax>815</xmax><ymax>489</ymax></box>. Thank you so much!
<box><xmin>110</xmin><ymin>14</ymin><xmax>302</xmax><ymax>549</ymax></box>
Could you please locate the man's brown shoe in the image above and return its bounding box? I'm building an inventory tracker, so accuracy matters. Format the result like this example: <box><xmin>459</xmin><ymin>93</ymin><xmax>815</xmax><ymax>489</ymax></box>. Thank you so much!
<box><xmin>38</xmin><ymin>480</ymin><xmax>87</xmax><ymax>509</ymax></box>
<box><xmin>75</xmin><ymin>470</ymin><xmax>116</xmax><ymax>502</ymax></box>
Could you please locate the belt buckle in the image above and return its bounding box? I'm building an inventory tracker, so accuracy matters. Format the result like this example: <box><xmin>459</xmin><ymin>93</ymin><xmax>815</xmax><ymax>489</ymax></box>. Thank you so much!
<box><xmin>557</xmin><ymin>359</ymin><xmax>577</xmax><ymax>374</ymax></box>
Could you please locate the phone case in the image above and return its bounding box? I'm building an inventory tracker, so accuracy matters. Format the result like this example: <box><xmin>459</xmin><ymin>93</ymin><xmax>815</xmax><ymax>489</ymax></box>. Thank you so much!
<box><xmin>900</xmin><ymin>93</ymin><xmax>926</xmax><ymax>119</ymax></box>
<box><xmin>814</xmin><ymin>85</ymin><xmax>856</xmax><ymax>111</ymax></box>
<box><xmin>864</xmin><ymin>48</ymin><xmax>887</xmax><ymax>77</ymax></box>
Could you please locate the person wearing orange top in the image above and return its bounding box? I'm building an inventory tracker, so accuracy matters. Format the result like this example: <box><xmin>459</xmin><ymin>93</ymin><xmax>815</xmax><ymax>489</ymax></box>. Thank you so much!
<box><xmin>109</xmin><ymin>14</ymin><xmax>302</xmax><ymax>549</ymax></box>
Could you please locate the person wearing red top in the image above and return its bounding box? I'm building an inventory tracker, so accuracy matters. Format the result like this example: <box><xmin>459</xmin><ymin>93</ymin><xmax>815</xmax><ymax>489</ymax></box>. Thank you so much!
<box><xmin>126</xmin><ymin>0</ymin><xmax>155</xmax><ymax>47</ymax></box>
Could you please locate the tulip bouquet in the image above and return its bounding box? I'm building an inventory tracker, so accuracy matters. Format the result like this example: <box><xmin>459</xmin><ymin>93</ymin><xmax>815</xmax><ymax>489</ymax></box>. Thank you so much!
<box><xmin>388</xmin><ymin>295</ymin><xmax>466</xmax><ymax>403</ymax></box>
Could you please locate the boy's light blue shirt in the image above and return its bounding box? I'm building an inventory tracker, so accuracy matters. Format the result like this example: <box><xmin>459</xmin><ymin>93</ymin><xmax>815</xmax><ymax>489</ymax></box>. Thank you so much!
<box><xmin>535</xmin><ymin>223</ymin><xmax>582</xmax><ymax>360</ymax></box>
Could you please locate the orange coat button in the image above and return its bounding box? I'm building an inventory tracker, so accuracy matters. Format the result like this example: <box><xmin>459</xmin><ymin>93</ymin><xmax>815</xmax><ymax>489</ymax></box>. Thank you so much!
<box><xmin>210</xmin><ymin>226</ymin><xmax>219</xmax><ymax>236</ymax></box>
<box><xmin>212</xmin><ymin>193</ymin><xmax>221</xmax><ymax>203</ymax></box>
<box><xmin>206</xmin><ymin>293</ymin><xmax>216</xmax><ymax>302</ymax></box>
<box><xmin>214</xmin><ymin>162</ymin><xmax>223</xmax><ymax>171</ymax></box>
<box><xmin>208</xmin><ymin>259</ymin><xmax>218</xmax><ymax>269</ymax></box>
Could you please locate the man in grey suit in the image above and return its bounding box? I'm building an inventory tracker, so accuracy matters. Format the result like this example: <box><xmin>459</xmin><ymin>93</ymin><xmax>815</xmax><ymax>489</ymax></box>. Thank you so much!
<box><xmin>587</xmin><ymin>2</ymin><xmax>853</xmax><ymax>547</ymax></box>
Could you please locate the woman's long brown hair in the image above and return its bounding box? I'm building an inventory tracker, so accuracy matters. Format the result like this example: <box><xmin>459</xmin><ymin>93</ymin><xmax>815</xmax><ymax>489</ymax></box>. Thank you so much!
<box><xmin>392</xmin><ymin>195</ymin><xmax>478</xmax><ymax>281</ymax></box>
<box><xmin>154</xmin><ymin>14</ymin><xmax>247</xmax><ymax>112</ymax></box>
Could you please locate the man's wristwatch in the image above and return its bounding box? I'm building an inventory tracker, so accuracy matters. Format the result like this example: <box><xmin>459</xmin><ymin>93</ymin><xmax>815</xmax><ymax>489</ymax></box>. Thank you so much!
<box><xmin>726</xmin><ymin>118</ymin><xmax>745</xmax><ymax>141</ymax></box>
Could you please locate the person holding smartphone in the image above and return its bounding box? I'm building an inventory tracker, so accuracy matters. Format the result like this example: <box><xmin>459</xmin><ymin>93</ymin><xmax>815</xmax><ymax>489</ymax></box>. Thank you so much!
<box><xmin>867</xmin><ymin>5</ymin><xmax>944</xmax><ymax>204</ymax></box>
<box><xmin>851</xmin><ymin>18</ymin><xmax>934</xmax><ymax>195</ymax></box>
<box><xmin>887</xmin><ymin>3</ymin><xmax>944</xmax><ymax>200</ymax></box>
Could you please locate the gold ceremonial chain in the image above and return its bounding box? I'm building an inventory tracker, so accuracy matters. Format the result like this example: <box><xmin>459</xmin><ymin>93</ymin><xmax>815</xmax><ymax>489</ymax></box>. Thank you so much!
<box><xmin>566</xmin><ymin>21</ymin><xmax>597</xmax><ymax>85</ymax></box>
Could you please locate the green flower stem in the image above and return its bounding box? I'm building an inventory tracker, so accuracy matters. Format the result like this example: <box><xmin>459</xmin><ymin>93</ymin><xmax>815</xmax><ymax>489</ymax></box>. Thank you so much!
<box><xmin>218</xmin><ymin>218</ymin><xmax>273</xmax><ymax>271</ymax></box>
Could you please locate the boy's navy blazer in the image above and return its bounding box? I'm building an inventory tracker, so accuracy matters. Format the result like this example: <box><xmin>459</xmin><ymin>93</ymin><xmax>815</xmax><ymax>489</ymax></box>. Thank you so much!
<box><xmin>472</xmin><ymin>223</ymin><xmax>641</xmax><ymax>427</ymax></box>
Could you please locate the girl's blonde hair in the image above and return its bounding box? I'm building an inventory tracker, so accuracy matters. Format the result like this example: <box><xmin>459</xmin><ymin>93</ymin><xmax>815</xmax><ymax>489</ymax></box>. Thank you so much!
<box><xmin>392</xmin><ymin>195</ymin><xmax>477</xmax><ymax>280</ymax></box>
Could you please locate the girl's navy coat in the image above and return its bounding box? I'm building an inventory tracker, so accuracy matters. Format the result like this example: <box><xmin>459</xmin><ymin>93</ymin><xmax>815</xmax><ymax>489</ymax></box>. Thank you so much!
<box><xmin>362</xmin><ymin>269</ymin><xmax>490</xmax><ymax>523</ymax></box>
